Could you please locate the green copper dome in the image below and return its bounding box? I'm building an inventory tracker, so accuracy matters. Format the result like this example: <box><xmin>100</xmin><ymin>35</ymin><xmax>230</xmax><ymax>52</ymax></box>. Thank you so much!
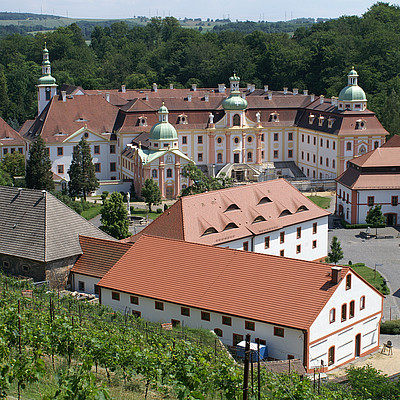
<box><xmin>229</xmin><ymin>73</ymin><xmax>240</xmax><ymax>81</ymax></box>
<box><xmin>347</xmin><ymin>68</ymin><xmax>358</xmax><ymax>76</ymax></box>
<box><xmin>38</xmin><ymin>75</ymin><xmax>56</xmax><ymax>85</ymax></box>
<box><xmin>222</xmin><ymin>92</ymin><xmax>248</xmax><ymax>111</ymax></box>
<box><xmin>338</xmin><ymin>85</ymin><xmax>366</xmax><ymax>101</ymax></box>
<box><xmin>149</xmin><ymin>104</ymin><xmax>178</xmax><ymax>141</ymax></box>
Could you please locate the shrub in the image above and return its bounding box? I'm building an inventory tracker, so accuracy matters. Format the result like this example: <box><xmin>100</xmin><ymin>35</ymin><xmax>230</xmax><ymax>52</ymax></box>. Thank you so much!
<box><xmin>164</xmin><ymin>203</ymin><xmax>169</xmax><ymax>211</ymax></box>
<box><xmin>341</xmin><ymin>219</ymin><xmax>385</xmax><ymax>229</ymax></box>
<box><xmin>156</xmin><ymin>208</ymin><xmax>162</xmax><ymax>213</ymax></box>
<box><xmin>381</xmin><ymin>319</ymin><xmax>400</xmax><ymax>334</ymax></box>
<box><xmin>71</xmin><ymin>202</ymin><xmax>83</xmax><ymax>215</ymax></box>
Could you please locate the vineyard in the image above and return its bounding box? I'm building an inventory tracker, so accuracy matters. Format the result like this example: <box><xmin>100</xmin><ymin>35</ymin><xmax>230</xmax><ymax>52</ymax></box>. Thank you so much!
<box><xmin>0</xmin><ymin>274</ymin><xmax>397</xmax><ymax>400</ymax></box>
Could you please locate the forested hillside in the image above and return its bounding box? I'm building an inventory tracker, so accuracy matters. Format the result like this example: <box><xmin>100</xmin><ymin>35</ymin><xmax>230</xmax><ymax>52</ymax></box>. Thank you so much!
<box><xmin>0</xmin><ymin>2</ymin><xmax>399</xmax><ymax>136</ymax></box>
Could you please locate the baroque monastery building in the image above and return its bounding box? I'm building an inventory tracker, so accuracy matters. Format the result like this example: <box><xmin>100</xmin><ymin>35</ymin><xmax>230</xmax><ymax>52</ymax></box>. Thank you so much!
<box><xmin>97</xmin><ymin>234</ymin><xmax>383</xmax><ymax>372</ymax></box>
<box><xmin>21</xmin><ymin>47</ymin><xmax>388</xmax><ymax>198</ymax></box>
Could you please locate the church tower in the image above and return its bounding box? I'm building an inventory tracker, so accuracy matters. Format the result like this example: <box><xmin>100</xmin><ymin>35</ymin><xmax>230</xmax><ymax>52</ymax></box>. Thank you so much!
<box><xmin>37</xmin><ymin>44</ymin><xmax>57</xmax><ymax>115</ymax></box>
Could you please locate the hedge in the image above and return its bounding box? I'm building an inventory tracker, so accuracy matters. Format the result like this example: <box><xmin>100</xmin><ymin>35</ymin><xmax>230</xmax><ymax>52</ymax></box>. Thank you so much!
<box><xmin>341</xmin><ymin>220</ymin><xmax>385</xmax><ymax>229</ymax></box>
<box><xmin>381</xmin><ymin>319</ymin><xmax>400</xmax><ymax>334</ymax></box>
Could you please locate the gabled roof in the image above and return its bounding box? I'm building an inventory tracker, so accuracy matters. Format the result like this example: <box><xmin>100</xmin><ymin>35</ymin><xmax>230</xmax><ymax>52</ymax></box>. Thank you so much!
<box><xmin>0</xmin><ymin>118</ymin><xmax>25</xmax><ymax>146</ymax></box>
<box><xmin>381</xmin><ymin>135</ymin><xmax>400</xmax><ymax>148</ymax></box>
<box><xmin>99</xmin><ymin>235</ymin><xmax>350</xmax><ymax>330</ymax></box>
<box><xmin>137</xmin><ymin>147</ymin><xmax>192</xmax><ymax>165</ymax></box>
<box><xmin>24</xmin><ymin>95</ymin><xmax>119</xmax><ymax>144</ymax></box>
<box><xmin>126</xmin><ymin>179</ymin><xmax>329</xmax><ymax>245</ymax></box>
<box><xmin>351</xmin><ymin>147</ymin><xmax>400</xmax><ymax>168</ymax></box>
<box><xmin>0</xmin><ymin>186</ymin><xmax>114</xmax><ymax>263</ymax></box>
<box><xmin>71</xmin><ymin>236</ymin><xmax>132</xmax><ymax>278</ymax></box>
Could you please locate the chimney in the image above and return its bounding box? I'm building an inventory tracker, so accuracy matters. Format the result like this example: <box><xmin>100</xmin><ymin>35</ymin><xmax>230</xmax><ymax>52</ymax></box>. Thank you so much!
<box><xmin>187</xmin><ymin>94</ymin><xmax>192</xmax><ymax>102</ymax></box>
<box><xmin>204</xmin><ymin>93</ymin><xmax>209</xmax><ymax>102</ymax></box>
<box><xmin>303</xmin><ymin>89</ymin><xmax>309</xmax><ymax>96</ymax></box>
<box><xmin>331</xmin><ymin>96</ymin><xmax>337</xmax><ymax>106</ymax></box>
<box><xmin>331</xmin><ymin>266</ymin><xmax>342</xmax><ymax>284</ymax></box>
<box><xmin>42</xmin><ymin>190</ymin><xmax>46</xmax><ymax>198</ymax></box>
<box><xmin>170</xmin><ymin>83</ymin><xmax>174</xmax><ymax>90</ymax></box>
<box><xmin>145</xmin><ymin>93</ymin><xmax>149</xmax><ymax>101</ymax></box>
<box><xmin>247</xmin><ymin>83</ymin><xmax>252</xmax><ymax>91</ymax></box>
<box><xmin>283</xmin><ymin>87</ymin><xmax>288</xmax><ymax>95</ymax></box>
<box><xmin>320</xmin><ymin>95</ymin><xmax>325</xmax><ymax>105</ymax></box>
<box><xmin>250</xmin><ymin>84</ymin><xmax>255</xmax><ymax>93</ymax></box>
<box><xmin>191</xmin><ymin>83</ymin><xmax>197</xmax><ymax>91</ymax></box>
<box><xmin>152</xmin><ymin>83</ymin><xmax>158</xmax><ymax>92</ymax></box>
<box><xmin>242</xmin><ymin>93</ymin><xmax>246</xmax><ymax>99</ymax></box>
<box><xmin>121</xmin><ymin>85</ymin><xmax>126</xmax><ymax>93</ymax></box>
<box><xmin>218</xmin><ymin>84</ymin><xmax>226</xmax><ymax>93</ymax></box>
<box><xmin>293</xmin><ymin>88</ymin><xmax>299</xmax><ymax>95</ymax></box>
<box><xmin>61</xmin><ymin>91</ymin><xmax>67</xmax><ymax>102</ymax></box>
<box><xmin>267</xmin><ymin>91</ymin><xmax>272</xmax><ymax>100</ymax></box>
<box><xmin>264</xmin><ymin>85</ymin><xmax>269</xmax><ymax>93</ymax></box>
<box><xmin>105</xmin><ymin>92</ymin><xmax>110</xmax><ymax>102</ymax></box>
<box><xmin>310</xmin><ymin>94</ymin><xmax>315</xmax><ymax>102</ymax></box>
<box><xmin>18</xmin><ymin>187</ymin><xmax>22</xmax><ymax>194</ymax></box>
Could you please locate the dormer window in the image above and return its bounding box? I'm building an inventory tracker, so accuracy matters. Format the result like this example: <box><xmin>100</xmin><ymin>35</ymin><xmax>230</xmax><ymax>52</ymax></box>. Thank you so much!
<box><xmin>138</xmin><ymin>116</ymin><xmax>148</xmax><ymax>126</ymax></box>
<box><xmin>178</xmin><ymin>114</ymin><xmax>188</xmax><ymax>124</ymax></box>
<box><xmin>253</xmin><ymin>216</ymin><xmax>266</xmax><ymax>223</ymax></box>
<box><xmin>328</xmin><ymin>118</ymin><xmax>335</xmax><ymax>128</ymax></box>
<box><xmin>257</xmin><ymin>196</ymin><xmax>272</xmax><ymax>205</ymax></box>
<box><xmin>279</xmin><ymin>209</ymin><xmax>292</xmax><ymax>217</ymax></box>
<box><xmin>296</xmin><ymin>205</ymin><xmax>308</xmax><ymax>213</ymax></box>
<box><xmin>202</xmin><ymin>227</ymin><xmax>218</xmax><ymax>236</ymax></box>
<box><xmin>225</xmin><ymin>204</ymin><xmax>240</xmax><ymax>212</ymax></box>
<box><xmin>223</xmin><ymin>222</ymin><xmax>238</xmax><ymax>231</ymax></box>
<box><xmin>355</xmin><ymin>119</ymin><xmax>366</xmax><ymax>130</ymax></box>
<box><xmin>308</xmin><ymin>114</ymin><xmax>315</xmax><ymax>124</ymax></box>
<box><xmin>75</xmin><ymin>117</ymin><xmax>88</xmax><ymax>122</ymax></box>
<box><xmin>318</xmin><ymin>115</ymin><xmax>325</xmax><ymax>126</ymax></box>
<box><xmin>269</xmin><ymin>112</ymin><xmax>279</xmax><ymax>122</ymax></box>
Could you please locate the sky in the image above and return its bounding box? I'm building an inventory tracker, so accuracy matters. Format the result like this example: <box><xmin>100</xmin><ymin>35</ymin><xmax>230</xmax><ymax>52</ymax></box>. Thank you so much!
<box><xmin>0</xmin><ymin>0</ymin><xmax>391</xmax><ymax>21</ymax></box>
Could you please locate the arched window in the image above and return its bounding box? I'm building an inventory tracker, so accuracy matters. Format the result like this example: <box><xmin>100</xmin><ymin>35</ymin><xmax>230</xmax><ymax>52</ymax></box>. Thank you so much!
<box><xmin>329</xmin><ymin>308</ymin><xmax>336</xmax><ymax>323</ymax></box>
<box><xmin>214</xmin><ymin>328</ymin><xmax>223</xmax><ymax>337</ymax></box>
<box><xmin>374</xmin><ymin>141</ymin><xmax>379</xmax><ymax>149</ymax></box>
<box><xmin>247</xmin><ymin>152</ymin><xmax>253</xmax><ymax>161</ymax></box>
<box><xmin>152</xmin><ymin>169</ymin><xmax>158</xmax><ymax>178</ymax></box>
<box><xmin>346</xmin><ymin>142</ymin><xmax>352</xmax><ymax>151</ymax></box>
<box><xmin>233</xmin><ymin>114</ymin><xmax>240</xmax><ymax>126</ymax></box>
<box><xmin>360</xmin><ymin>296</ymin><xmax>365</xmax><ymax>310</ymax></box>
<box><xmin>341</xmin><ymin>304</ymin><xmax>347</xmax><ymax>322</ymax></box>
<box><xmin>166</xmin><ymin>168</ymin><xmax>172</xmax><ymax>178</ymax></box>
<box><xmin>217</xmin><ymin>153</ymin><xmax>223</xmax><ymax>163</ymax></box>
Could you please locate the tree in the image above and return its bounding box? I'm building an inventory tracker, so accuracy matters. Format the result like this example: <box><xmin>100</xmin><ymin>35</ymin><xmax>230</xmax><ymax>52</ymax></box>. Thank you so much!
<box><xmin>100</xmin><ymin>192</ymin><xmax>130</xmax><ymax>239</ymax></box>
<box><xmin>68</xmin><ymin>138</ymin><xmax>99</xmax><ymax>201</ymax></box>
<box><xmin>1</xmin><ymin>152</ymin><xmax>25</xmax><ymax>180</ymax></box>
<box><xmin>141</xmin><ymin>179</ymin><xmax>161</xmax><ymax>213</ymax></box>
<box><xmin>327</xmin><ymin>236</ymin><xmax>344</xmax><ymax>264</ymax></box>
<box><xmin>25</xmin><ymin>135</ymin><xmax>54</xmax><ymax>191</ymax></box>
<box><xmin>366</xmin><ymin>205</ymin><xmax>386</xmax><ymax>236</ymax></box>
<box><xmin>0</xmin><ymin>167</ymin><xmax>12</xmax><ymax>186</ymax></box>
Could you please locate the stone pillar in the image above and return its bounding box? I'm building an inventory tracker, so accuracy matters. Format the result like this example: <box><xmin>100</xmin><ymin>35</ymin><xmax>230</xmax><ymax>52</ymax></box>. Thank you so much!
<box><xmin>159</xmin><ymin>158</ymin><xmax>165</xmax><ymax>198</ymax></box>
<box><xmin>256</xmin><ymin>131</ymin><xmax>262</xmax><ymax>164</ymax></box>
<box><xmin>225</xmin><ymin>132</ymin><xmax>231</xmax><ymax>163</ymax></box>
<box><xmin>175</xmin><ymin>162</ymin><xmax>181</xmax><ymax>198</ymax></box>
<box><xmin>208</xmin><ymin>130</ymin><xmax>215</xmax><ymax>164</ymax></box>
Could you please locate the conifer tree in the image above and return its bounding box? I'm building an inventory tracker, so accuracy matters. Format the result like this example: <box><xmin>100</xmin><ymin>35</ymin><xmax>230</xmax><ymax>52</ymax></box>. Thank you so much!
<box><xmin>68</xmin><ymin>138</ymin><xmax>99</xmax><ymax>200</ymax></box>
<box><xmin>366</xmin><ymin>205</ymin><xmax>386</xmax><ymax>236</ymax></box>
<box><xmin>327</xmin><ymin>236</ymin><xmax>344</xmax><ymax>265</ymax></box>
<box><xmin>25</xmin><ymin>135</ymin><xmax>54</xmax><ymax>191</ymax></box>
<box><xmin>100</xmin><ymin>192</ymin><xmax>130</xmax><ymax>239</ymax></box>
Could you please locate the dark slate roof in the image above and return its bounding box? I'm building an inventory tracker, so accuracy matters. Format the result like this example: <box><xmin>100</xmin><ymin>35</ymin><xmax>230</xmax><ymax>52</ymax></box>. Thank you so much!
<box><xmin>0</xmin><ymin>186</ymin><xmax>114</xmax><ymax>262</ymax></box>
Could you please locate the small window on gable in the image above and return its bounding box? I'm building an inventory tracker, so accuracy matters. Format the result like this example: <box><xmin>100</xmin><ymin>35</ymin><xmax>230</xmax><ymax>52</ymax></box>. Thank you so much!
<box><xmin>138</xmin><ymin>116</ymin><xmax>148</xmax><ymax>126</ymax></box>
<box><xmin>269</xmin><ymin>112</ymin><xmax>279</xmax><ymax>122</ymax></box>
<box><xmin>257</xmin><ymin>196</ymin><xmax>272</xmax><ymax>205</ymax></box>
<box><xmin>296</xmin><ymin>205</ymin><xmax>308</xmax><ymax>213</ymax></box>
<box><xmin>253</xmin><ymin>215</ymin><xmax>266</xmax><ymax>223</ymax></box>
<box><xmin>279</xmin><ymin>209</ymin><xmax>292</xmax><ymax>217</ymax></box>
<box><xmin>178</xmin><ymin>114</ymin><xmax>188</xmax><ymax>124</ymax></box>
<box><xmin>225</xmin><ymin>204</ymin><xmax>240</xmax><ymax>212</ymax></box>
<box><xmin>308</xmin><ymin>114</ymin><xmax>315</xmax><ymax>124</ymax></box>
<box><xmin>328</xmin><ymin>118</ymin><xmax>335</xmax><ymax>128</ymax></box>
<box><xmin>202</xmin><ymin>227</ymin><xmax>218</xmax><ymax>236</ymax></box>
<box><xmin>318</xmin><ymin>115</ymin><xmax>325</xmax><ymax>126</ymax></box>
<box><xmin>223</xmin><ymin>222</ymin><xmax>238</xmax><ymax>231</ymax></box>
<box><xmin>355</xmin><ymin>120</ymin><xmax>366</xmax><ymax>130</ymax></box>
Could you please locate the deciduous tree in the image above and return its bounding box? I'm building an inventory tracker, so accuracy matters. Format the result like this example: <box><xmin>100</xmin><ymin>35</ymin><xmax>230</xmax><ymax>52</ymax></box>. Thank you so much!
<box><xmin>141</xmin><ymin>178</ymin><xmax>161</xmax><ymax>213</ymax></box>
<box><xmin>366</xmin><ymin>205</ymin><xmax>386</xmax><ymax>236</ymax></box>
<box><xmin>100</xmin><ymin>192</ymin><xmax>130</xmax><ymax>239</ymax></box>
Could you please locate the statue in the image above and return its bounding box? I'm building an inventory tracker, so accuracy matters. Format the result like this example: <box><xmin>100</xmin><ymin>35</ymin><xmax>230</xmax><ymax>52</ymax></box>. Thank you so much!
<box><xmin>209</xmin><ymin>113</ymin><xmax>214</xmax><ymax>124</ymax></box>
<box><xmin>256</xmin><ymin>111</ymin><xmax>261</xmax><ymax>123</ymax></box>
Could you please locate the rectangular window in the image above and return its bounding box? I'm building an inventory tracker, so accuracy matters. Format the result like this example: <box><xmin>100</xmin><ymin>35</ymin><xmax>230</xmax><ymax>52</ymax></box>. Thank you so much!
<box><xmin>288</xmin><ymin>149</ymin><xmax>293</xmax><ymax>158</ymax></box>
<box><xmin>280</xmin><ymin>249</ymin><xmax>285</xmax><ymax>257</ymax></box>
<box><xmin>110</xmin><ymin>162</ymin><xmax>116</xmax><ymax>172</ymax></box>
<box><xmin>94</xmin><ymin>145</ymin><xmax>100</xmax><ymax>154</ymax></box>
<box><xmin>273</xmin><ymin>150</ymin><xmax>278</xmax><ymax>159</ymax></box>
<box><xmin>201</xmin><ymin>311</ymin><xmax>210</xmax><ymax>321</ymax></box>
<box><xmin>333</xmin><ymin>141</ymin><xmax>336</xmax><ymax>150</ymax></box>
<box><xmin>243</xmin><ymin>241</ymin><xmax>249</xmax><ymax>251</ymax></box>
<box><xmin>297</xmin><ymin>227</ymin><xmax>301</xmax><ymax>239</ymax></box>
<box><xmin>274</xmin><ymin>133</ymin><xmax>279</xmax><ymax>141</ymax></box>
<box><xmin>111</xmin><ymin>292</ymin><xmax>120</xmax><ymax>301</ymax></box>
<box><xmin>274</xmin><ymin>327</ymin><xmax>284</xmax><ymax>337</ymax></box>
<box><xmin>130</xmin><ymin>296</ymin><xmax>139</xmax><ymax>305</ymax></box>
<box><xmin>171</xmin><ymin>319</ymin><xmax>180</xmax><ymax>327</ymax></box>
<box><xmin>197</xmin><ymin>136</ymin><xmax>203</xmax><ymax>144</ymax></box>
<box><xmin>313</xmin><ymin>137</ymin><xmax>316</xmax><ymax>145</ymax></box>
<box><xmin>181</xmin><ymin>307</ymin><xmax>190</xmax><ymax>317</ymax></box>
<box><xmin>313</xmin><ymin>222</ymin><xmax>317</xmax><ymax>234</ymax></box>
<box><xmin>110</xmin><ymin>144</ymin><xmax>116</xmax><ymax>154</ymax></box>
<box><xmin>78</xmin><ymin>281</ymin><xmax>85</xmax><ymax>291</ymax></box>
<box><xmin>94</xmin><ymin>163</ymin><xmax>101</xmax><ymax>173</ymax></box>
<box><xmin>57</xmin><ymin>165</ymin><xmax>64</xmax><ymax>174</ymax></box>
<box><xmin>312</xmin><ymin>240</ymin><xmax>317</xmax><ymax>249</ymax></box>
<box><xmin>197</xmin><ymin>153</ymin><xmax>203</xmax><ymax>162</ymax></box>
<box><xmin>233</xmin><ymin>333</ymin><xmax>243</xmax><ymax>346</ymax></box>
<box><xmin>280</xmin><ymin>231</ymin><xmax>285</xmax><ymax>244</ymax></box>
<box><xmin>3</xmin><ymin>261</ymin><xmax>9</xmax><ymax>268</ymax></box>
<box><xmin>327</xmin><ymin>140</ymin><xmax>329</xmax><ymax>149</ymax></box>
<box><xmin>320</xmin><ymin>138</ymin><xmax>323</xmax><ymax>147</ymax></box>
<box><xmin>245</xmin><ymin>321</ymin><xmax>255</xmax><ymax>331</ymax></box>
<box><xmin>296</xmin><ymin>244</ymin><xmax>301</xmax><ymax>254</ymax></box>
<box><xmin>392</xmin><ymin>196</ymin><xmax>398</xmax><ymax>206</ymax></box>
<box><xmin>313</xmin><ymin>154</ymin><xmax>316</xmax><ymax>163</ymax></box>
<box><xmin>307</xmin><ymin>153</ymin><xmax>310</xmax><ymax>161</ymax></box>
<box><xmin>288</xmin><ymin>132</ymin><xmax>293</xmax><ymax>141</ymax></box>
<box><xmin>346</xmin><ymin>274</ymin><xmax>352</xmax><ymax>290</ymax></box>
<box><xmin>182</xmin><ymin>136</ymin><xmax>187</xmax><ymax>144</ymax></box>
<box><xmin>349</xmin><ymin>300</ymin><xmax>355</xmax><ymax>319</ymax></box>
<box><xmin>10</xmin><ymin>148</ymin><xmax>15</xmax><ymax>154</ymax></box>
<box><xmin>368</xmin><ymin>196</ymin><xmax>374</xmax><ymax>206</ymax></box>
<box><xmin>261</xmin><ymin>134</ymin><xmax>264</xmax><ymax>142</ymax></box>
<box><xmin>329</xmin><ymin>308</ymin><xmax>336</xmax><ymax>323</ymax></box>
<box><xmin>3</xmin><ymin>148</ymin><xmax>8</xmax><ymax>155</ymax></box>
<box><xmin>155</xmin><ymin>301</ymin><xmax>164</xmax><ymax>310</ymax></box>
<box><xmin>132</xmin><ymin>310</ymin><xmax>141</xmax><ymax>318</ymax></box>
<box><xmin>261</xmin><ymin>151</ymin><xmax>264</xmax><ymax>159</ymax></box>
<box><xmin>57</xmin><ymin>147</ymin><xmax>63</xmax><ymax>156</ymax></box>
<box><xmin>360</xmin><ymin>296</ymin><xmax>365</xmax><ymax>310</ymax></box>
<box><xmin>222</xmin><ymin>316</ymin><xmax>232</xmax><ymax>326</ymax></box>
<box><xmin>301</xmin><ymin>151</ymin><xmax>304</xmax><ymax>160</ymax></box>
<box><xmin>307</xmin><ymin>135</ymin><xmax>310</xmax><ymax>144</ymax></box>
<box><xmin>341</xmin><ymin>304</ymin><xmax>347</xmax><ymax>322</ymax></box>
<box><xmin>46</xmin><ymin>148</ymin><xmax>50</xmax><ymax>155</ymax></box>
<box><xmin>264</xmin><ymin>236</ymin><xmax>270</xmax><ymax>249</ymax></box>
<box><xmin>301</xmin><ymin>134</ymin><xmax>304</xmax><ymax>142</ymax></box>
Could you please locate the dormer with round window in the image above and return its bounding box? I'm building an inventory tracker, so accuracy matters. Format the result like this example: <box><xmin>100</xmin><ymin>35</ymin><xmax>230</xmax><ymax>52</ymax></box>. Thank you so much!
<box><xmin>138</xmin><ymin>116</ymin><xmax>148</xmax><ymax>126</ymax></box>
<box><xmin>355</xmin><ymin>119</ymin><xmax>366</xmax><ymax>130</ymax></box>
<box><xmin>178</xmin><ymin>114</ymin><xmax>188</xmax><ymax>124</ymax></box>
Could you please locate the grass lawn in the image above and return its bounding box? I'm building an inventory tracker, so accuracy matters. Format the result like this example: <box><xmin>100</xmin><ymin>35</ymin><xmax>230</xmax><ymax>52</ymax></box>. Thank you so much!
<box><xmin>350</xmin><ymin>263</ymin><xmax>390</xmax><ymax>295</ymax></box>
<box><xmin>81</xmin><ymin>204</ymin><xmax>103</xmax><ymax>220</ymax></box>
<box><xmin>307</xmin><ymin>195</ymin><xmax>331</xmax><ymax>209</ymax></box>
<box><xmin>131</xmin><ymin>208</ymin><xmax>161</xmax><ymax>221</ymax></box>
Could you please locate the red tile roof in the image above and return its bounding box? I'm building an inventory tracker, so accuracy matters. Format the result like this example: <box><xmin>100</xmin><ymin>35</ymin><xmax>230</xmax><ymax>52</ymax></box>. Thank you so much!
<box><xmin>124</xmin><ymin>179</ymin><xmax>330</xmax><ymax>245</ymax></box>
<box><xmin>381</xmin><ymin>135</ymin><xmax>400</xmax><ymax>148</ymax></box>
<box><xmin>351</xmin><ymin>147</ymin><xmax>400</xmax><ymax>168</ymax></box>
<box><xmin>99</xmin><ymin>235</ymin><xmax>350</xmax><ymax>330</ymax></box>
<box><xmin>71</xmin><ymin>235</ymin><xmax>132</xmax><ymax>278</ymax></box>
<box><xmin>0</xmin><ymin>118</ymin><xmax>25</xmax><ymax>145</ymax></box>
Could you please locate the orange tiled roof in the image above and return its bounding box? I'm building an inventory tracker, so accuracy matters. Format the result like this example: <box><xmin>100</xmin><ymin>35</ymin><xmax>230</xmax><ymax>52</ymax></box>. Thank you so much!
<box><xmin>381</xmin><ymin>135</ymin><xmax>400</xmax><ymax>148</ymax></box>
<box><xmin>351</xmin><ymin>147</ymin><xmax>400</xmax><ymax>168</ymax></box>
<box><xmin>125</xmin><ymin>179</ymin><xmax>330</xmax><ymax>245</ymax></box>
<box><xmin>99</xmin><ymin>235</ymin><xmax>350</xmax><ymax>330</ymax></box>
<box><xmin>0</xmin><ymin>118</ymin><xmax>25</xmax><ymax>145</ymax></box>
<box><xmin>71</xmin><ymin>235</ymin><xmax>132</xmax><ymax>278</ymax></box>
